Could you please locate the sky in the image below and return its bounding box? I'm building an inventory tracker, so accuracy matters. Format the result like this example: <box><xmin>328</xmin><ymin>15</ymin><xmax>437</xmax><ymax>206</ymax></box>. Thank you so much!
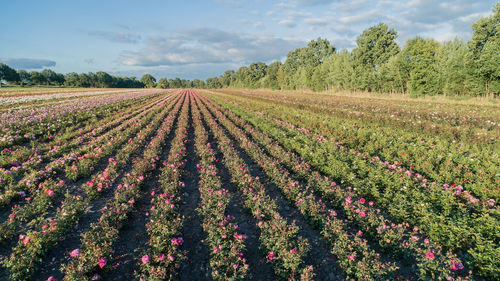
<box><xmin>0</xmin><ymin>0</ymin><xmax>497</xmax><ymax>80</ymax></box>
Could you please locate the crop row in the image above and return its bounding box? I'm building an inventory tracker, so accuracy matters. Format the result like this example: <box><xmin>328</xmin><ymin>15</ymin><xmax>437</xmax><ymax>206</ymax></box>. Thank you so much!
<box><xmin>206</xmin><ymin>92</ymin><xmax>498</xmax><ymax>279</ymax></box>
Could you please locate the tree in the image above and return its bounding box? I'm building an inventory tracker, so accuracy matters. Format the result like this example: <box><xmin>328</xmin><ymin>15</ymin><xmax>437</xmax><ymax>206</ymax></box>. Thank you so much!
<box><xmin>247</xmin><ymin>62</ymin><xmax>267</xmax><ymax>88</ymax></box>
<box><xmin>277</xmin><ymin>63</ymin><xmax>286</xmax><ymax>90</ymax></box>
<box><xmin>325</xmin><ymin>50</ymin><xmax>355</xmax><ymax>91</ymax></box>
<box><xmin>41</xmin><ymin>69</ymin><xmax>57</xmax><ymax>86</ymax></box>
<box><xmin>376</xmin><ymin>55</ymin><xmax>405</xmax><ymax>93</ymax></box>
<box><xmin>232</xmin><ymin>66</ymin><xmax>250</xmax><ymax>88</ymax></box>
<box><xmin>261</xmin><ymin>61</ymin><xmax>282</xmax><ymax>89</ymax></box>
<box><xmin>0</xmin><ymin>63</ymin><xmax>20</xmax><ymax>86</ymax></box>
<box><xmin>169</xmin><ymin>78</ymin><xmax>182</xmax><ymax>88</ymax></box>
<box><xmin>30</xmin><ymin>71</ymin><xmax>46</xmax><ymax>85</ymax></box>
<box><xmin>192</xmin><ymin>79</ymin><xmax>205</xmax><ymax>88</ymax></box>
<box><xmin>206</xmin><ymin>77</ymin><xmax>222</xmax><ymax>88</ymax></box>
<box><xmin>77</xmin><ymin>73</ymin><xmax>91</xmax><ymax>87</ymax></box>
<box><xmin>17</xmin><ymin>69</ymin><xmax>31</xmax><ymax>86</ymax></box>
<box><xmin>96</xmin><ymin>71</ymin><xmax>113</xmax><ymax>88</ymax></box>
<box><xmin>353</xmin><ymin>23</ymin><xmax>399</xmax><ymax>70</ymax></box>
<box><xmin>352</xmin><ymin>23</ymin><xmax>399</xmax><ymax>91</ymax></box>
<box><xmin>64</xmin><ymin>72</ymin><xmax>80</xmax><ymax>87</ymax></box>
<box><xmin>436</xmin><ymin>39</ymin><xmax>468</xmax><ymax>96</ymax></box>
<box><xmin>466</xmin><ymin>3</ymin><xmax>500</xmax><ymax>96</ymax></box>
<box><xmin>156</xmin><ymin>78</ymin><xmax>169</xmax><ymax>89</ymax></box>
<box><xmin>140</xmin><ymin>74</ymin><xmax>156</xmax><ymax>88</ymax></box>
<box><xmin>399</xmin><ymin>37</ymin><xmax>440</xmax><ymax>96</ymax></box>
<box><xmin>219</xmin><ymin>70</ymin><xmax>234</xmax><ymax>87</ymax></box>
<box><xmin>284</xmin><ymin>38</ymin><xmax>335</xmax><ymax>74</ymax></box>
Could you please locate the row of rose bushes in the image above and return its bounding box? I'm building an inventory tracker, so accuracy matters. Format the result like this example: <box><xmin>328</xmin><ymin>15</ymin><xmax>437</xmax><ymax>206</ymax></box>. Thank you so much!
<box><xmin>214</xmin><ymin>89</ymin><xmax>498</xmax><ymax>134</ymax></box>
<box><xmin>0</xmin><ymin>90</ymin><xmax>163</xmax><ymax>150</ymax></box>
<box><xmin>0</xmin><ymin>91</ymin><xmax>163</xmax><ymax>176</ymax></box>
<box><xmin>221</xmin><ymin>90</ymin><xmax>498</xmax><ymax>141</ymax></box>
<box><xmin>193</xmin><ymin>93</ymin><xmax>314</xmax><ymax>281</ymax></box>
<box><xmin>190</xmin><ymin>94</ymin><xmax>249</xmax><ymax>280</ymax></box>
<box><xmin>0</xmin><ymin>94</ymin><xmax>175</xmax><ymax>245</ymax></box>
<box><xmin>199</xmin><ymin>95</ymin><xmax>401</xmax><ymax>279</ymax></box>
<box><xmin>208</xmin><ymin>94</ymin><xmax>498</xmax><ymax>279</ymax></box>
<box><xmin>211</xmin><ymin>91</ymin><xmax>498</xmax><ymax>202</ymax></box>
<box><xmin>62</xmin><ymin>92</ymin><xmax>185</xmax><ymax>280</ymax></box>
<box><xmin>0</xmin><ymin>93</ymin><xmax>166</xmax><ymax>207</ymax></box>
<box><xmin>201</xmin><ymin>94</ymin><xmax>470</xmax><ymax>280</ymax></box>
<box><xmin>0</xmin><ymin>93</ymin><xmax>181</xmax><ymax>281</ymax></box>
<box><xmin>0</xmin><ymin>89</ymin><xmax>139</xmax><ymax>106</ymax></box>
<box><xmin>84</xmin><ymin>93</ymin><xmax>180</xmax><ymax>199</ymax></box>
<box><xmin>211</xmin><ymin>94</ymin><xmax>498</xmax><ymax>231</ymax></box>
<box><xmin>134</xmin><ymin>91</ymin><xmax>190</xmax><ymax>280</ymax></box>
<box><xmin>265</xmin><ymin>115</ymin><xmax>492</xmax><ymax>212</ymax></box>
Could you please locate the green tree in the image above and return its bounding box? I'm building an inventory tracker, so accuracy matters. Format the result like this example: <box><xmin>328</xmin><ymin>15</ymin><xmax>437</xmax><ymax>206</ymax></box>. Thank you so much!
<box><xmin>232</xmin><ymin>66</ymin><xmax>250</xmax><ymax>88</ymax></box>
<box><xmin>377</xmin><ymin>54</ymin><xmax>405</xmax><ymax>93</ymax></box>
<box><xmin>30</xmin><ymin>71</ymin><xmax>46</xmax><ymax>85</ymax></box>
<box><xmin>436</xmin><ymin>39</ymin><xmax>468</xmax><ymax>96</ymax></box>
<box><xmin>64</xmin><ymin>72</ymin><xmax>80</xmax><ymax>87</ymax></box>
<box><xmin>400</xmin><ymin>37</ymin><xmax>440</xmax><ymax>96</ymax></box>
<box><xmin>156</xmin><ymin>78</ymin><xmax>169</xmax><ymax>89</ymax></box>
<box><xmin>466</xmin><ymin>3</ymin><xmax>500</xmax><ymax>96</ymax></box>
<box><xmin>324</xmin><ymin>50</ymin><xmax>355</xmax><ymax>91</ymax></box>
<box><xmin>192</xmin><ymin>79</ymin><xmax>205</xmax><ymax>88</ymax></box>
<box><xmin>41</xmin><ymin>69</ymin><xmax>57</xmax><ymax>86</ymax></box>
<box><xmin>220</xmin><ymin>70</ymin><xmax>234</xmax><ymax>87</ymax></box>
<box><xmin>96</xmin><ymin>71</ymin><xmax>113</xmax><ymax>88</ymax></box>
<box><xmin>140</xmin><ymin>74</ymin><xmax>156</xmax><ymax>88</ymax></box>
<box><xmin>169</xmin><ymin>78</ymin><xmax>182</xmax><ymax>88</ymax></box>
<box><xmin>261</xmin><ymin>61</ymin><xmax>282</xmax><ymax>89</ymax></box>
<box><xmin>0</xmin><ymin>63</ymin><xmax>20</xmax><ymax>86</ymax></box>
<box><xmin>284</xmin><ymin>38</ymin><xmax>335</xmax><ymax>73</ymax></box>
<box><xmin>248</xmin><ymin>62</ymin><xmax>267</xmax><ymax>88</ymax></box>
<box><xmin>352</xmin><ymin>23</ymin><xmax>399</xmax><ymax>91</ymax></box>
<box><xmin>17</xmin><ymin>69</ymin><xmax>31</xmax><ymax>86</ymax></box>
<box><xmin>206</xmin><ymin>77</ymin><xmax>222</xmax><ymax>88</ymax></box>
<box><xmin>353</xmin><ymin>23</ymin><xmax>399</xmax><ymax>70</ymax></box>
<box><xmin>283</xmin><ymin>37</ymin><xmax>335</xmax><ymax>89</ymax></box>
<box><xmin>78</xmin><ymin>73</ymin><xmax>91</xmax><ymax>87</ymax></box>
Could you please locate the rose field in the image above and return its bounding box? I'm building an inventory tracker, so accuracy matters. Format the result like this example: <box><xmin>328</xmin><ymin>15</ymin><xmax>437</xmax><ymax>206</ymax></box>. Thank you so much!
<box><xmin>0</xmin><ymin>88</ymin><xmax>498</xmax><ymax>281</ymax></box>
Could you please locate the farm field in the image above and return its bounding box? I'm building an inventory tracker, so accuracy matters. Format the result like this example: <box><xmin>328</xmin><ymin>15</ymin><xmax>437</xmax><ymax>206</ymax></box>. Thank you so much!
<box><xmin>0</xmin><ymin>88</ymin><xmax>498</xmax><ymax>281</ymax></box>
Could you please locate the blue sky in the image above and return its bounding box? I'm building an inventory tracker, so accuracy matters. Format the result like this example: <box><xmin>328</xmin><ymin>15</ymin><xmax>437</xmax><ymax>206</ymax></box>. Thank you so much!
<box><xmin>0</xmin><ymin>0</ymin><xmax>496</xmax><ymax>79</ymax></box>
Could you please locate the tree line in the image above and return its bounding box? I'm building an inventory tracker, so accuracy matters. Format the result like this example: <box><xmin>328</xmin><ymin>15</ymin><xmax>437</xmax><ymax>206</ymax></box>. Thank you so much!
<box><xmin>205</xmin><ymin>4</ymin><xmax>499</xmax><ymax>97</ymax></box>
<box><xmin>0</xmin><ymin>65</ymin><xmax>206</xmax><ymax>89</ymax></box>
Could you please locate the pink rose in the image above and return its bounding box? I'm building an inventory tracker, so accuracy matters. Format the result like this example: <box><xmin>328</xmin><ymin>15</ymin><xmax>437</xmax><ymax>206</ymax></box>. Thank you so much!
<box><xmin>98</xmin><ymin>258</ymin><xmax>107</xmax><ymax>268</ymax></box>
<box><xmin>70</xmin><ymin>248</ymin><xmax>80</xmax><ymax>257</ymax></box>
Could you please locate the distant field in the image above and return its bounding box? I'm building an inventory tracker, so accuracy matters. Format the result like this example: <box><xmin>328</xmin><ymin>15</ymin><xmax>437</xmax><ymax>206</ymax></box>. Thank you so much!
<box><xmin>0</xmin><ymin>88</ymin><xmax>497</xmax><ymax>281</ymax></box>
<box><xmin>0</xmin><ymin>88</ymin><xmax>143</xmax><ymax>107</ymax></box>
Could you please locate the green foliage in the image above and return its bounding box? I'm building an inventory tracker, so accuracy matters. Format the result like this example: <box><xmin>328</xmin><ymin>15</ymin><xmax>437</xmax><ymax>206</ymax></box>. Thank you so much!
<box><xmin>466</xmin><ymin>3</ymin><xmax>500</xmax><ymax>96</ymax></box>
<box><xmin>156</xmin><ymin>77</ymin><xmax>169</xmax><ymax>89</ymax></box>
<box><xmin>353</xmin><ymin>23</ymin><xmax>399</xmax><ymax>70</ymax></box>
<box><xmin>29</xmin><ymin>71</ymin><xmax>46</xmax><ymax>85</ymax></box>
<box><xmin>140</xmin><ymin>73</ymin><xmax>157</xmax><ymax>88</ymax></box>
<box><xmin>16</xmin><ymin>69</ymin><xmax>31</xmax><ymax>86</ymax></box>
<box><xmin>436</xmin><ymin>39</ymin><xmax>468</xmax><ymax>96</ymax></box>
<box><xmin>0</xmin><ymin>63</ymin><xmax>20</xmax><ymax>86</ymax></box>
<box><xmin>284</xmin><ymin>38</ymin><xmax>335</xmax><ymax>75</ymax></box>
<box><xmin>400</xmin><ymin>37</ymin><xmax>441</xmax><ymax>97</ymax></box>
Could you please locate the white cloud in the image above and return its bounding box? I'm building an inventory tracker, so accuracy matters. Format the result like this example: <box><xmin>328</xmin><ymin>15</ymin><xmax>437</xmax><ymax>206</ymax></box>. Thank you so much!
<box><xmin>279</xmin><ymin>19</ymin><xmax>297</xmax><ymax>27</ymax></box>
<box><xmin>338</xmin><ymin>10</ymin><xmax>382</xmax><ymax>24</ymax></box>
<box><xmin>304</xmin><ymin>18</ymin><xmax>329</xmax><ymax>26</ymax></box>
<box><xmin>118</xmin><ymin>27</ymin><xmax>304</xmax><ymax>67</ymax></box>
